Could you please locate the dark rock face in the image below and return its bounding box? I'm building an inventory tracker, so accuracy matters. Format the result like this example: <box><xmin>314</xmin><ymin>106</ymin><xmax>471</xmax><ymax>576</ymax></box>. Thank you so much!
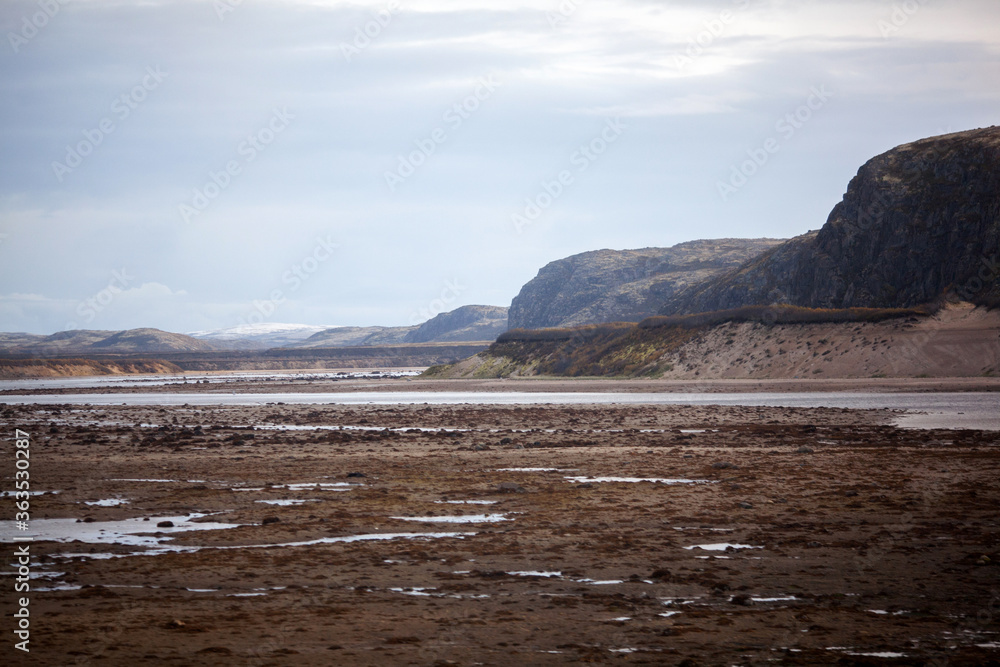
<box><xmin>507</xmin><ymin>239</ymin><xmax>784</xmax><ymax>329</ymax></box>
<box><xmin>666</xmin><ymin>127</ymin><xmax>1000</xmax><ymax>314</ymax></box>
<box><xmin>404</xmin><ymin>305</ymin><xmax>509</xmax><ymax>343</ymax></box>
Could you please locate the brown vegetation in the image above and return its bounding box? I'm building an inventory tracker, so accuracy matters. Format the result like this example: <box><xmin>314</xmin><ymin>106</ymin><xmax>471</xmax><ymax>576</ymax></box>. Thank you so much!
<box><xmin>638</xmin><ymin>304</ymin><xmax>934</xmax><ymax>329</ymax></box>
<box><xmin>0</xmin><ymin>358</ymin><xmax>182</xmax><ymax>379</ymax></box>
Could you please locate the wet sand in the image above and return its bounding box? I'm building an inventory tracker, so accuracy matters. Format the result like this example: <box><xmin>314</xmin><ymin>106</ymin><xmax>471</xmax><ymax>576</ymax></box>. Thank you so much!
<box><xmin>3</xmin><ymin>398</ymin><xmax>1000</xmax><ymax>665</ymax></box>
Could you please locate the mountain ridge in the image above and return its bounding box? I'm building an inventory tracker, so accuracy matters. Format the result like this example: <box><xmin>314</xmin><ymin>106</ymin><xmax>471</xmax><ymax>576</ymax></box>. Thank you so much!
<box><xmin>283</xmin><ymin>305</ymin><xmax>509</xmax><ymax>349</ymax></box>
<box><xmin>0</xmin><ymin>328</ymin><xmax>216</xmax><ymax>355</ymax></box>
<box><xmin>507</xmin><ymin>238</ymin><xmax>784</xmax><ymax>330</ymax></box>
<box><xmin>428</xmin><ymin>127</ymin><xmax>1000</xmax><ymax>379</ymax></box>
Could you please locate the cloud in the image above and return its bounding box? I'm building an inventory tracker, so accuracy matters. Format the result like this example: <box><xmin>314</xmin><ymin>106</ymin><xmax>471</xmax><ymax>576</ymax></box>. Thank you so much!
<box><xmin>1</xmin><ymin>0</ymin><xmax>999</xmax><ymax>334</ymax></box>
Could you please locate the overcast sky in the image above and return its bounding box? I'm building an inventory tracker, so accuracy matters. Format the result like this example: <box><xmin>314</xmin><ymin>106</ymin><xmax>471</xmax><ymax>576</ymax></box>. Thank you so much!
<box><xmin>1</xmin><ymin>0</ymin><xmax>997</xmax><ymax>334</ymax></box>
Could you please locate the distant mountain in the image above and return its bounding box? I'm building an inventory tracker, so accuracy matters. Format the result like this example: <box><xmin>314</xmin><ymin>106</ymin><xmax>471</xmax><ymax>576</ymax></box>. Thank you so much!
<box><xmin>287</xmin><ymin>325</ymin><xmax>416</xmax><ymax>349</ymax></box>
<box><xmin>87</xmin><ymin>328</ymin><xmax>217</xmax><ymax>353</ymax></box>
<box><xmin>0</xmin><ymin>332</ymin><xmax>46</xmax><ymax>348</ymax></box>
<box><xmin>664</xmin><ymin>127</ymin><xmax>1000</xmax><ymax>314</ymax></box>
<box><xmin>187</xmin><ymin>323</ymin><xmax>335</xmax><ymax>349</ymax></box>
<box><xmin>404</xmin><ymin>305</ymin><xmax>508</xmax><ymax>343</ymax></box>
<box><xmin>285</xmin><ymin>305</ymin><xmax>509</xmax><ymax>349</ymax></box>
<box><xmin>507</xmin><ymin>239</ymin><xmax>784</xmax><ymax>330</ymax></box>
<box><xmin>0</xmin><ymin>306</ymin><xmax>512</xmax><ymax>357</ymax></box>
<box><xmin>0</xmin><ymin>328</ymin><xmax>216</xmax><ymax>355</ymax></box>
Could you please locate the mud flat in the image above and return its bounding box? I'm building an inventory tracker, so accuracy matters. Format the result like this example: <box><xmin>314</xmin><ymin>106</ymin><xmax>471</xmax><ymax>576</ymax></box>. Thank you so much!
<box><xmin>2</xmin><ymin>400</ymin><xmax>1000</xmax><ymax>665</ymax></box>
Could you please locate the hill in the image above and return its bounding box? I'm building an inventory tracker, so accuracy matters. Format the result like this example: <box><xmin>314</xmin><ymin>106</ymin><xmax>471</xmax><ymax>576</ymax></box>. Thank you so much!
<box><xmin>430</xmin><ymin>128</ymin><xmax>1000</xmax><ymax>380</ymax></box>
<box><xmin>428</xmin><ymin>302</ymin><xmax>999</xmax><ymax>379</ymax></box>
<box><xmin>404</xmin><ymin>305</ymin><xmax>508</xmax><ymax>343</ymax></box>
<box><xmin>287</xmin><ymin>305</ymin><xmax>509</xmax><ymax>349</ymax></box>
<box><xmin>0</xmin><ymin>328</ymin><xmax>216</xmax><ymax>355</ymax></box>
<box><xmin>284</xmin><ymin>325</ymin><xmax>416</xmax><ymax>348</ymax></box>
<box><xmin>507</xmin><ymin>239</ymin><xmax>784</xmax><ymax>330</ymax></box>
<box><xmin>664</xmin><ymin>127</ymin><xmax>1000</xmax><ymax>314</ymax></box>
<box><xmin>187</xmin><ymin>323</ymin><xmax>334</xmax><ymax>349</ymax></box>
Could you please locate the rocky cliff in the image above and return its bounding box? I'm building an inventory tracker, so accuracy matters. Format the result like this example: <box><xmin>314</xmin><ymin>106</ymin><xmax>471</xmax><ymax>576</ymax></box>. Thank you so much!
<box><xmin>665</xmin><ymin>127</ymin><xmax>1000</xmax><ymax>314</ymax></box>
<box><xmin>507</xmin><ymin>238</ymin><xmax>784</xmax><ymax>329</ymax></box>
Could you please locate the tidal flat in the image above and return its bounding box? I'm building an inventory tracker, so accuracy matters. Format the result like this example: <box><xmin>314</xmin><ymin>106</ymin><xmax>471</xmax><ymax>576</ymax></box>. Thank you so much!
<box><xmin>2</xmin><ymin>392</ymin><xmax>1000</xmax><ymax>665</ymax></box>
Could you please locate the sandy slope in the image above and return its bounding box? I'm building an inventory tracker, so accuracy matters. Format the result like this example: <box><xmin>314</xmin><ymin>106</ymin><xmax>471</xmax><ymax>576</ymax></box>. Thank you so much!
<box><xmin>659</xmin><ymin>302</ymin><xmax>999</xmax><ymax>379</ymax></box>
<box><xmin>0</xmin><ymin>359</ymin><xmax>182</xmax><ymax>380</ymax></box>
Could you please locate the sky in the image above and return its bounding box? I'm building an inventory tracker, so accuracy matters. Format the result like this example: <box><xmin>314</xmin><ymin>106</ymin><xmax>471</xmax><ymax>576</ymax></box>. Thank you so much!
<box><xmin>1</xmin><ymin>0</ymin><xmax>998</xmax><ymax>335</ymax></box>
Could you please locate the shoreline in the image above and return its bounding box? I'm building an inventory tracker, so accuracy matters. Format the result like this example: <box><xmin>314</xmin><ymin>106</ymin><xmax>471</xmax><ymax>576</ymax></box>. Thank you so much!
<box><xmin>3</xmin><ymin>374</ymin><xmax>1000</xmax><ymax>396</ymax></box>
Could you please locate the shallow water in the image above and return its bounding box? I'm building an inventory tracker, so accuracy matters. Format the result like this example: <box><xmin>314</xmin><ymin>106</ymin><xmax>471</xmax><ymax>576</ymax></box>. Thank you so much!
<box><xmin>683</xmin><ymin>543</ymin><xmax>762</xmax><ymax>551</ymax></box>
<box><xmin>565</xmin><ymin>476</ymin><xmax>709</xmax><ymax>485</ymax></box>
<box><xmin>0</xmin><ymin>370</ymin><xmax>420</xmax><ymax>391</ymax></box>
<box><xmin>0</xmin><ymin>513</ymin><xmax>241</xmax><ymax>548</ymax></box>
<box><xmin>53</xmin><ymin>531</ymin><xmax>477</xmax><ymax>560</ymax></box>
<box><xmin>255</xmin><ymin>499</ymin><xmax>321</xmax><ymax>506</ymax></box>
<box><xmin>435</xmin><ymin>500</ymin><xmax>497</xmax><ymax>505</ymax></box>
<box><xmin>3</xmin><ymin>390</ymin><xmax>997</xmax><ymax>429</ymax></box>
<box><xmin>391</xmin><ymin>514</ymin><xmax>509</xmax><ymax>524</ymax></box>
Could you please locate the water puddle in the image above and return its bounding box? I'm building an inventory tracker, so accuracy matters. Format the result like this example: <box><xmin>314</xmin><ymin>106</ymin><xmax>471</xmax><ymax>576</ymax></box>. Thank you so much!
<box><xmin>255</xmin><ymin>499</ymin><xmax>322</xmax><ymax>506</ymax></box>
<box><xmin>683</xmin><ymin>543</ymin><xmax>763</xmax><ymax>551</ymax></box>
<box><xmin>435</xmin><ymin>500</ymin><xmax>497</xmax><ymax>505</ymax></box>
<box><xmin>2</xmin><ymin>490</ymin><xmax>61</xmax><ymax>497</ymax></box>
<box><xmin>507</xmin><ymin>571</ymin><xmax>562</xmax><ymax>578</ymax></box>
<box><xmin>259</xmin><ymin>424</ymin><xmax>453</xmax><ymax>434</ymax></box>
<box><xmin>390</xmin><ymin>587</ymin><xmax>435</xmax><ymax>597</ymax></box>
<box><xmin>272</xmin><ymin>482</ymin><xmax>356</xmax><ymax>492</ymax></box>
<box><xmin>3</xmin><ymin>513</ymin><xmax>241</xmax><ymax>548</ymax></box>
<box><xmin>388</xmin><ymin>586</ymin><xmax>490</xmax><ymax>600</ymax></box>
<box><xmin>0</xmin><ymin>570</ymin><xmax>65</xmax><ymax>580</ymax></box>
<box><xmin>565</xmin><ymin>476</ymin><xmax>710</xmax><ymax>485</ymax></box>
<box><xmin>391</xmin><ymin>514</ymin><xmax>509</xmax><ymax>524</ymax></box>
<box><xmin>34</xmin><ymin>583</ymin><xmax>83</xmax><ymax>592</ymax></box>
<box><xmin>498</xmin><ymin>468</ymin><xmax>576</xmax><ymax>473</ymax></box>
<box><xmin>828</xmin><ymin>650</ymin><xmax>908</xmax><ymax>659</ymax></box>
<box><xmin>84</xmin><ymin>499</ymin><xmax>129</xmax><ymax>507</ymax></box>
<box><xmin>55</xmin><ymin>531</ymin><xmax>477</xmax><ymax>560</ymax></box>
